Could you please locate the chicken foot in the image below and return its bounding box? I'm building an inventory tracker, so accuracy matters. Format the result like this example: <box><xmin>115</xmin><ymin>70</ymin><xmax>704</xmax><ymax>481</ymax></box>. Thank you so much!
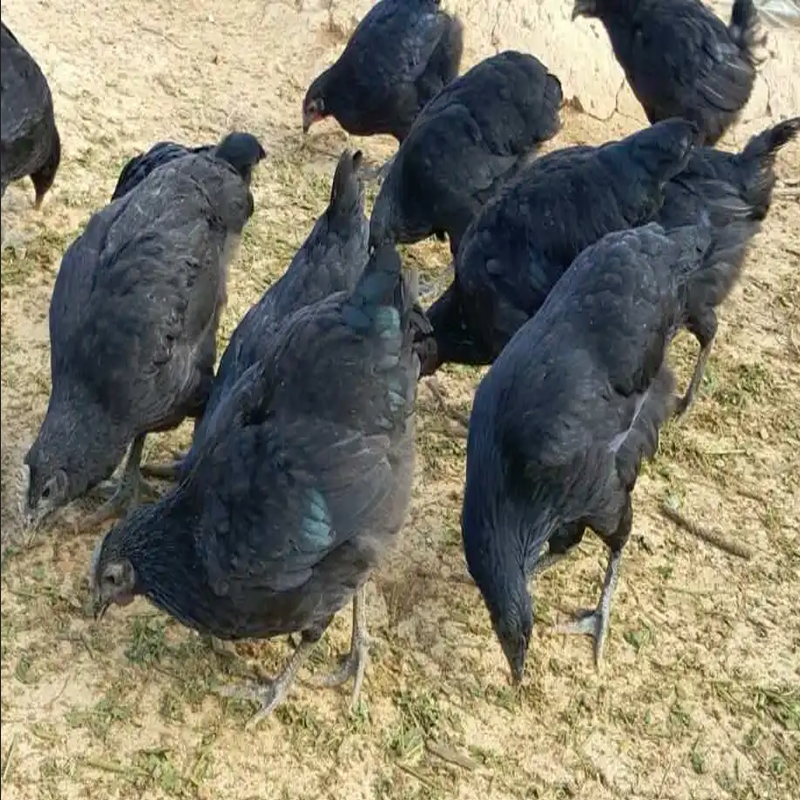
<box><xmin>88</xmin><ymin>435</ymin><xmax>157</xmax><ymax>526</ymax></box>
<box><xmin>306</xmin><ymin>588</ymin><xmax>370</xmax><ymax>711</ymax></box>
<box><xmin>208</xmin><ymin>635</ymin><xmax>238</xmax><ymax>658</ymax></box>
<box><xmin>552</xmin><ymin>548</ymin><xmax>623</xmax><ymax>668</ymax></box>
<box><xmin>217</xmin><ymin>639</ymin><xmax>316</xmax><ymax>729</ymax></box>
<box><xmin>1</xmin><ymin>226</ymin><xmax>32</xmax><ymax>253</ymax></box>
<box><xmin>191</xmin><ymin>630</ymin><xmax>237</xmax><ymax>657</ymax></box>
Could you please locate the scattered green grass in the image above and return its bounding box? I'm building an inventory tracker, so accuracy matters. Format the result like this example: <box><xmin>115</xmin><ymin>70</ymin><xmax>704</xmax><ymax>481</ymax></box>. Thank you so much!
<box><xmin>0</xmin><ymin>226</ymin><xmax>76</xmax><ymax>289</ymax></box>
<box><xmin>66</xmin><ymin>686</ymin><xmax>133</xmax><ymax>741</ymax></box>
<box><xmin>691</xmin><ymin>738</ymin><xmax>707</xmax><ymax>775</ymax></box>
<box><xmin>2</xmin><ymin>26</ymin><xmax>799</xmax><ymax>800</ymax></box>
<box><xmin>623</xmin><ymin>622</ymin><xmax>654</xmax><ymax>655</ymax></box>
<box><xmin>387</xmin><ymin>690</ymin><xmax>441</xmax><ymax>762</ymax></box>
<box><xmin>712</xmin><ymin>362</ymin><xmax>774</xmax><ymax>410</ymax></box>
<box><xmin>754</xmin><ymin>686</ymin><xmax>800</xmax><ymax>731</ymax></box>
<box><xmin>124</xmin><ymin>616</ymin><xmax>167</xmax><ymax>664</ymax></box>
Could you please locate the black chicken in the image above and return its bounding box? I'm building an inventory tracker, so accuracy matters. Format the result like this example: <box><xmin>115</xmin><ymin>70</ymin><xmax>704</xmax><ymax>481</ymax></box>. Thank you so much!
<box><xmin>572</xmin><ymin>0</ymin><xmax>764</xmax><ymax>145</ymax></box>
<box><xmin>461</xmin><ymin>221</ymin><xmax>712</xmax><ymax>681</ymax></box>
<box><xmin>22</xmin><ymin>133</ymin><xmax>266</xmax><ymax>527</ymax></box>
<box><xmin>0</xmin><ymin>21</ymin><xmax>61</xmax><ymax>209</ymax></box>
<box><xmin>421</xmin><ymin>116</ymin><xmax>798</xmax><ymax>416</ymax></box>
<box><xmin>419</xmin><ymin>118</ymin><xmax>696</xmax><ymax>374</ymax></box>
<box><xmin>302</xmin><ymin>0</ymin><xmax>463</xmax><ymax>143</ymax></box>
<box><xmin>655</xmin><ymin>115</ymin><xmax>799</xmax><ymax>412</ymax></box>
<box><xmin>369</xmin><ymin>50</ymin><xmax>563</xmax><ymax>256</ymax></box>
<box><xmin>143</xmin><ymin>149</ymin><xmax>370</xmax><ymax>481</ymax></box>
<box><xmin>91</xmin><ymin>243</ymin><xmax>418</xmax><ymax>724</ymax></box>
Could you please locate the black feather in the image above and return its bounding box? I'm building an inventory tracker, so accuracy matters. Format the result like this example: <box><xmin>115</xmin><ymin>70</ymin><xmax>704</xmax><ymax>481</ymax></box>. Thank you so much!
<box><xmin>180</xmin><ymin>149</ymin><xmax>369</xmax><ymax>477</ymax></box>
<box><xmin>369</xmin><ymin>50</ymin><xmax>563</xmax><ymax>254</ymax></box>
<box><xmin>461</xmin><ymin>222</ymin><xmax>709</xmax><ymax>679</ymax></box>
<box><xmin>92</xmin><ymin>243</ymin><xmax>417</xmax><ymax>650</ymax></box>
<box><xmin>420</xmin><ymin>119</ymin><xmax>695</xmax><ymax>374</ymax></box>
<box><xmin>110</xmin><ymin>131</ymin><xmax>266</xmax><ymax>201</ymax></box>
<box><xmin>1</xmin><ymin>21</ymin><xmax>61</xmax><ymax>204</ymax></box>
<box><xmin>24</xmin><ymin>150</ymin><xmax>258</xmax><ymax>517</ymax></box>
<box><xmin>302</xmin><ymin>0</ymin><xmax>463</xmax><ymax>142</ymax></box>
<box><xmin>575</xmin><ymin>0</ymin><xmax>764</xmax><ymax>145</ymax></box>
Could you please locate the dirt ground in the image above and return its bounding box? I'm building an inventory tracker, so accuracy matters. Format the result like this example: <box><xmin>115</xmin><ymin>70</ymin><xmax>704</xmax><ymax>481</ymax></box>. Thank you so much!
<box><xmin>1</xmin><ymin>1</ymin><xmax>799</xmax><ymax>799</ymax></box>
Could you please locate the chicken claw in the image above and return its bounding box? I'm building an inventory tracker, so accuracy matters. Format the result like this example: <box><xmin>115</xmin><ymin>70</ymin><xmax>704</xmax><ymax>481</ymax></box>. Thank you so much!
<box><xmin>553</xmin><ymin>549</ymin><xmax>623</xmax><ymax>668</ymax></box>
<box><xmin>87</xmin><ymin>435</ymin><xmax>156</xmax><ymax>525</ymax></box>
<box><xmin>217</xmin><ymin>640</ymin><xmax>315</xmax><ymax>729</ymax></box>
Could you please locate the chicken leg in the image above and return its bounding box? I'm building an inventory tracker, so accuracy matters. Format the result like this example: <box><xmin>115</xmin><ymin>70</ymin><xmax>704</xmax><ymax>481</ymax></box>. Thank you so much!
<box><xmin>531</xmin><ymin>551</ymin><xmax>569</xmax><ymax>577</ymax></box>
<box><xmin>140</xmin><ymin>449</ymin><xmax>186</xmax><ymax>481</ymax></box>
<box><xmin>674</xmin><ymin>341</ymin><xmax>712</xmax><ymax>417</ymax></box>
<box><xmin>307</xmin><ymin>588</ymin><xmax>370</xmax><ymax>711</ymax></box>
<box><xmin>141</xmin><ymin>416</ymin><xmax>201</xmax><ymax>481</ymax></box>
<box><xmin>531</xmin><ymin>522</ymin><xmax>587</xmax><ymax>577</ymax></box>
<box><xmin>425</xmin><ymin>378</ymin><xmax>470</xmax><ymax>435</ymax></box>
<box><xmin>208</xmin><ymin>635</ymin><xmax>237</xmax><ymax>658</ymax></box>
<box><xmin>364</xmin><ymin>153</ymin><xmax>396</xmax><ymax>185</ymax></box>
<box><xmin>218</xmin><ymin>639</ymin><xmax>316</xmax><ymax>729</ymax></box>
<box><xmin>553</xmin><ymin>548</ymin><xmax>623</xmax><ymax>667</ymax></box>
<box><xmin>88</xmin><ymin>435</ymin><xmax>157</xmax><ymax>526</ymax></box>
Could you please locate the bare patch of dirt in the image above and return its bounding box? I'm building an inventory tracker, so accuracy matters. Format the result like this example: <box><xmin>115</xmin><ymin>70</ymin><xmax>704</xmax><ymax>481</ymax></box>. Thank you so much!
<box><xmin>1</xmin><ymin>2</ymin><xmax>798</xmax><ymax>800</ymax></box>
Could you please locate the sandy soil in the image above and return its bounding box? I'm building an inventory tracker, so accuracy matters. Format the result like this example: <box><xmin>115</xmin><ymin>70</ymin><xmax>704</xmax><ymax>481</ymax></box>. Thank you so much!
<box><xmin>1</xmin><ymin>2</ymin><xmax>798</xmax><ymax>799</ymax></box>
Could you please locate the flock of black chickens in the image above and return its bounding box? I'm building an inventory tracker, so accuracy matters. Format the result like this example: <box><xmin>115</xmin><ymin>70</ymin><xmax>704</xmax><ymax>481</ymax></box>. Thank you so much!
<box><xmin>1</xmin><ymin>0</ymin><xmax>797</xmax><ymax>727</ymax></box>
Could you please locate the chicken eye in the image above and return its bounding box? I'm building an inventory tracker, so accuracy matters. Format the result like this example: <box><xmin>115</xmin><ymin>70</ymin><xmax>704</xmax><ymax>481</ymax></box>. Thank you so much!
<box><xmin>41</xmin><ymin>485</ymin><xmax>51</xmax><ymax>500</ymax></box>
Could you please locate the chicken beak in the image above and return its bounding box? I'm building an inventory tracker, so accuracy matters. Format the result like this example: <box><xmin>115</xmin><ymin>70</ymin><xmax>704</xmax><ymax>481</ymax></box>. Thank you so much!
<box><xmin>571</xmin><ymin>0</ymin><xmax>595</xmax><ymax>20</ymax></box>
<box><xmin>500</xmin><ymin>634</ymin><xmax>528</xmax><ymax>686</ymax></box>
<box><xmin>302</xmin><ymin>106</ymin><xmax>322</xmax><ymax>135</ymax></box>
<box><xmin>92</xmin><ymin>592</ymin><xmax>110</xmax><ymax>621</ymax></box>
<box><xmin>22</xmin><ymin>510</ymin><xmax>39</xmax><ymax>532</ymax></box>
<box><xmin>19</xmin><ymin>497</ymin><xmax>45</xmax><ymax>533</ymax></box>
